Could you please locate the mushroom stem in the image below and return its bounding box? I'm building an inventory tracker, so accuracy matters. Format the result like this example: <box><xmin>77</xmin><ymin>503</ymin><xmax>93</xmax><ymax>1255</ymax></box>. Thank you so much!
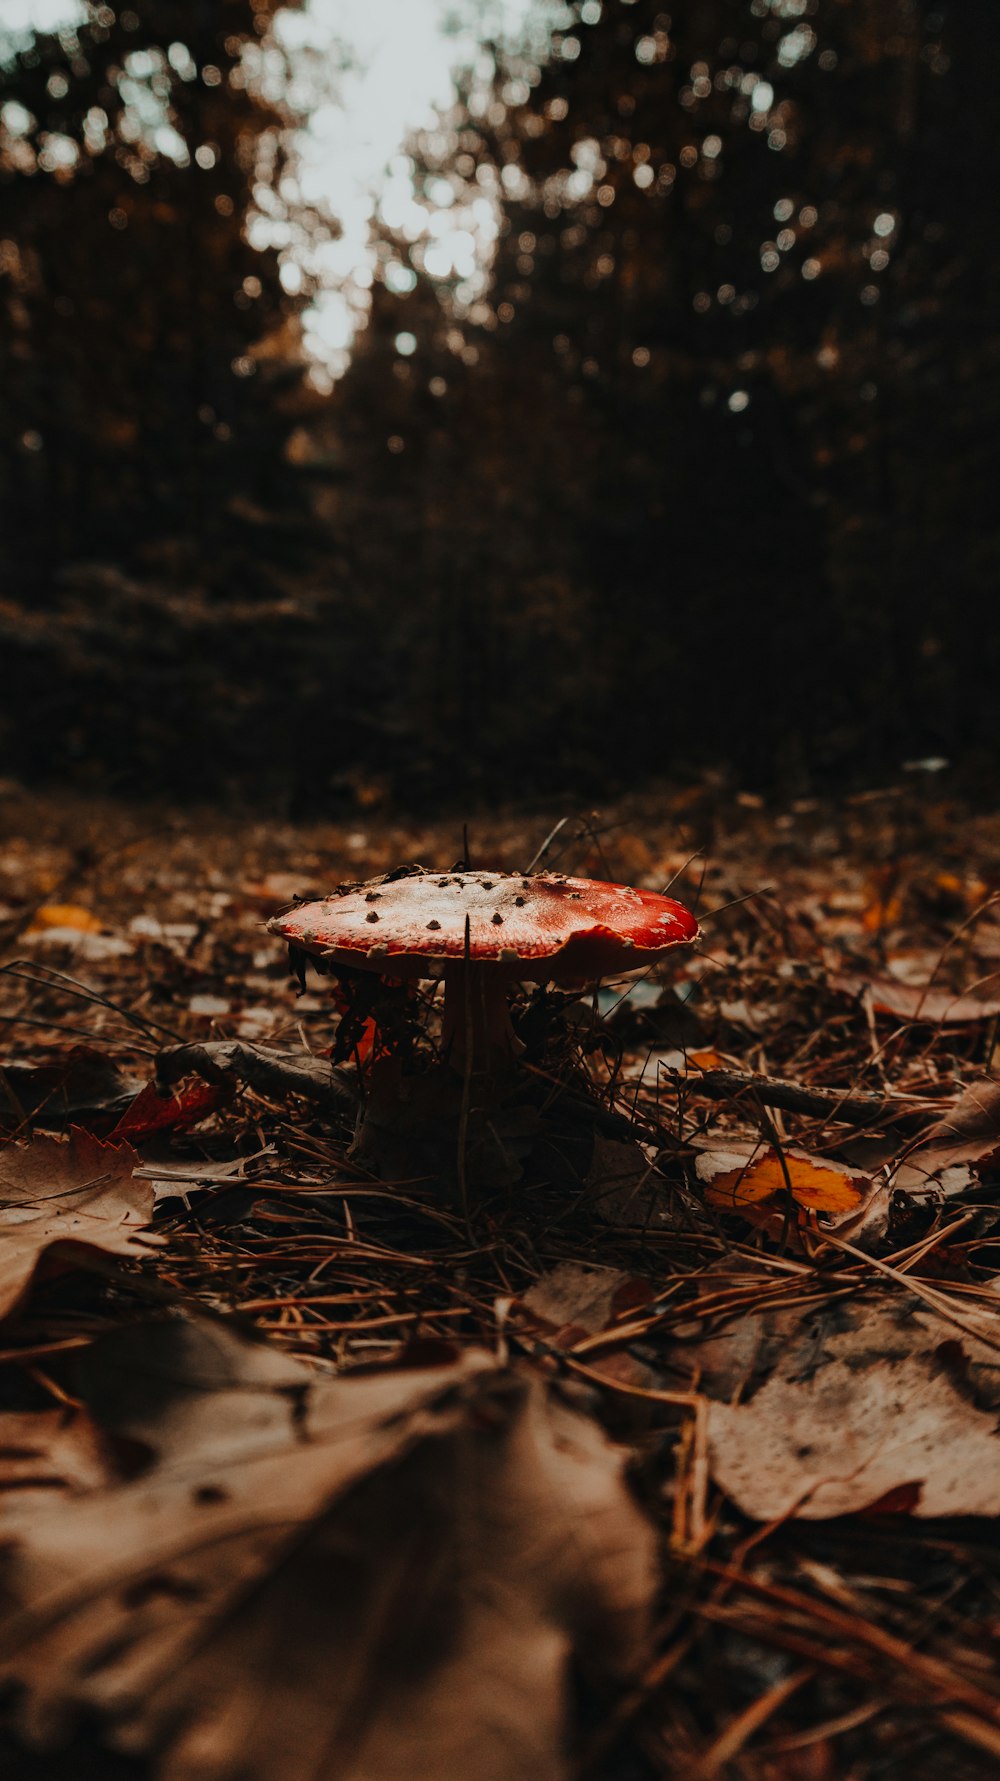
<box><xmin>441</xmin><ymin>962</ymin><xmax>522</xmax><ymax>1075</ymax></box>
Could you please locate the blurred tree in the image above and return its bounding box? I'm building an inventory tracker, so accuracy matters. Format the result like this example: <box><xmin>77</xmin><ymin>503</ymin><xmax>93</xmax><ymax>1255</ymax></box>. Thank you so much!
<box><xmin>0</xmin><ymin>1</ymin><xmax>373</xmax><ymax>801</ymax></box>
<box><xmin>1</xmin><ymin>0</ymin><xmax>997</xmax><ymax>800</ymax></box>
<box><xmin>0</xmin><ymin>0</ymin><xmax>309</xmax><ymax>576</ymax></box>
<box><xmin>339</xmin><ymin>0</ymin><xmax>1000</xmax><ymax>790</ymax></box>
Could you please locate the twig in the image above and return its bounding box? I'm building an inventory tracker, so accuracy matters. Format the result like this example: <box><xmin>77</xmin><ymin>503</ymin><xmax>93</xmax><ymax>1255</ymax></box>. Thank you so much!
<box><xmin>561</xmin><ymin>1356</ymin><xmax>709</xmax><ymax>1549</ymax></box>
<box><xmin>525</xmin><ymin>815</ymin><xmax>573</xmax><ymax>873</ymax></box>
<box><xmin>661</xmin><ymin>1064</ymin><xmax>942</xmax><ymax>1131</ymax></box>
<box><xmin>1</xmin><ymin>959</ymin><xmax>184</xmax><ymax>1043</ymax></box>
<box><xmin>690</xmin><ymin>1666</ymin><xmax>816</xmax><ymax>1779</ymax></box>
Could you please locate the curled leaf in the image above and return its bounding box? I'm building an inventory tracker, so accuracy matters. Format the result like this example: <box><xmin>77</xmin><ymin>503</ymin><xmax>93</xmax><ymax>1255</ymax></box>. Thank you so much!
<box><xmin>893</xmin><ymin>1076</ymin><xmax>1000</xmax><ymax>1197</ymax></box>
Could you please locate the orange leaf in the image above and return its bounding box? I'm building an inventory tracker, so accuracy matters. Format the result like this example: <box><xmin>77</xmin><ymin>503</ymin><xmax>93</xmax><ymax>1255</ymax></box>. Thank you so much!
<box><xmin>687</xmin><ymin>1048</ymin><xmax>729</xmax><ymax>1071</ymax></box>
<box><xmin>862</xmin><ymin>896</ymin><xmax>902</xmax><ymax>933</ymax></box>
<box><xmin>698</xmin><ymin>1145</ymin><xmax>866</xmax><ymax>1214</ymax></box>
<box><xmin>28</xmin><ymin>904</ymin><xmax>103</xmax><ymax>935</ymax></box>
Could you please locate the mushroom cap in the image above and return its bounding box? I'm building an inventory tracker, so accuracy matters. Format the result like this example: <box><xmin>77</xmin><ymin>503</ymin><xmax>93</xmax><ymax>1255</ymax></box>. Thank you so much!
<box><xmin>268</xmin><ymin>869</ymin><xmax>699</xmax><ymax>984</ymax></box>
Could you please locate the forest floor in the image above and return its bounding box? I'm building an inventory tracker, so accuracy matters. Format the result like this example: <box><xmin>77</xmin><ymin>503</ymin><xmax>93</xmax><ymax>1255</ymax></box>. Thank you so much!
<box><xmin>1</xmin><ymin>779</ymin><xmax>1000</xmax><ymax>1781</ymax></box>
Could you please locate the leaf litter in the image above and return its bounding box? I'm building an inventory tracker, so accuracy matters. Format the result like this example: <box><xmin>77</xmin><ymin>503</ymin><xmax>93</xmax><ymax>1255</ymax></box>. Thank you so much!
<box><xmin>0</xmin><ymin>1318</ymin><xmax>656</xmax><ymax>1781</ymax></box>
<box><xmin>892</xmin><ymin>1075</ymin><xmax>1000</xmax><ymax>1198</ymax></box>
<box><xmin>0</xmin><ymin>1126</ymin><xmax>163</xmax><ymax>1321</ymax></box>
<box><xmin>708</xmin><ymin>1299</ymin><xmax>1000</xmax><ymax>1520</ymax></box>
<box><xmin>4</xmin><ymin>788</ymin><xmax>1000</xmax><ymax>1774</ymax></box>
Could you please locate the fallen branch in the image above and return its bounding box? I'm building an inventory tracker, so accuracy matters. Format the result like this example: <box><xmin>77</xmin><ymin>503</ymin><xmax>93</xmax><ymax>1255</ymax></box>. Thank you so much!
<box><xmin>661</xmin><ymin>1065</ymin><xmax>941</xmax><ymax>1131</ymax></box>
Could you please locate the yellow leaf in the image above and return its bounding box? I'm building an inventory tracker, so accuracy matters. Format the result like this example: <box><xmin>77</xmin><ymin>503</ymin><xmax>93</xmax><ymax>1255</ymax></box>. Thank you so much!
<box><xmin>28</xmin><ymin>904</ymin><xmax>103</xmax><ymax>935</ymax></box>
<box><xmin>701</xmin><ymin>1147</ymin><xmax>865</xmax><ymax>1214</ymax></box>
<box><xmin>687</xmin><ymin>1048</ymin><xmax>728</xmax><ymax>1071</ymax></box>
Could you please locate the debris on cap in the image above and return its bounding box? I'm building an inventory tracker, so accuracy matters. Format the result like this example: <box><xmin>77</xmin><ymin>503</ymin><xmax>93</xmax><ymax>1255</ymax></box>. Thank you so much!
<box><xmin>268</xmin><ymin>869</ymin><xmax>699</xmax><ymax>983</ymax></box>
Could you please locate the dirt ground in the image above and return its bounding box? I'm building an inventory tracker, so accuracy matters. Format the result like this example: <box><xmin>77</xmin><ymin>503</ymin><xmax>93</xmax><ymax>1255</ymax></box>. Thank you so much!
<box><xmin>2</xmin><ymin>777</ymin><xmax>1000</xmax><ymax>1781</ymax></box>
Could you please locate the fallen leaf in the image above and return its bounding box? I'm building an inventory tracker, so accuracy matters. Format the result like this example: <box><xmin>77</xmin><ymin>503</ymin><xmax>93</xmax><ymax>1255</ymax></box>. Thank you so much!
<box><xmin>132</xmin><ymin>1150</ymin><xmax>276</xmax><ymax>1205</ymax></box>
<box><xmin>522</xmin><ymin>1260</ymin><xmax>636</xmax><ymax>1338</ymax></box>
<box><xmin>696</xmin><ymin>1144</ymin><xmax>867</xmax><ymax>1214</ymax></box>
<box><xmin>0</xmin><ymin>1047</ymin><xmax>141</xmax><ymax>1132</ymax></box>
<box><xmin>519</xmin><ymin>1256</ymin><xmax>658</xmax><ymax>1389</ymax></box>
<box><xmin>883</xmin><ymin>949</ymin><xmax>950</xmax><ymax>986</ymax></box>
<box><xmin>109</xmin><ymin>1077</ymin><xmax>230</xmax><ymax>1143</ymax></box>
<box><xmin>687</xmin><ymin>1048</ymin><xmax>730</xmax><ymax>1071</ymax></box>
<box><xmin>234</xmin><ymin>1005</ymin><xmax>279</xmax><ymax>1040</ymax></box>
<box><xmin>832</xmin><ymin>973</ymin><xmax>1000</xmax><ymax>1025</ymax></box>
<box><xmin>20</xmin><ymin>926</ymin><xmax>133</xmax><ymax>960</ymax></box>
<box><xmin>862</xmin><ymin>891</ymin><xmax>903</xmax><ymax>933</ymax></box>
<box><xmin>0</xmin><ymin>1408</ymin><xmax>123</xmax><ymax>1513</ymax></box>
<box><xmin>0</xmin><ymin>1127</ymin><xmax>163</xmax><ymax>1321</ymax></box>
<box><xmin>893</xmin><ymin>1076</ymin><xmax>1000</xmax><ymax>1197</ymax></box>
<box><xmin>25</xmin><ymin>904</ymin><xmax>103</xmax><ymax>935</ymax></box>
<box><xmin>0</xmin><ymin>1317</ymin><xmax>656</xmax><ymax>1781</ymax></box>
<box><xmin>188</xmin><ymin>994</ymin><xmax>231</xmax><ymax>1017</ymax></box>
<box><xmin>584</xmin><ymin>1133</ymin><xmax>667</xmax><ymax>1227</ymax></box>
<box><xmin>709</xmin><ymin>1304</ymin><xmax>1000</xmax><ymax>1520</ymax></box>
<box><xmin>717</xmin><ymin>998</ymin><xmax>789</xmax><ymax>1032</ymax></box>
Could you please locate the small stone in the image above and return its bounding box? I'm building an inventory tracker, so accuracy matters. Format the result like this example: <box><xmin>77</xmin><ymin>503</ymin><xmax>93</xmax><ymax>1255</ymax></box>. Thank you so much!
<box><xmin>365</xmin><ymin>911</ymin><xmax>379</xmax><ymax>923</ymax></box>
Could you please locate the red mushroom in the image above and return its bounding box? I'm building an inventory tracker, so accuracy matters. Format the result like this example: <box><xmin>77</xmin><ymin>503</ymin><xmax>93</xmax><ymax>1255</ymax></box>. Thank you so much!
<box><xmin>268</xmin><ymin>866</ymin><xmax>699</xmax><ymax>1074</ymax></box>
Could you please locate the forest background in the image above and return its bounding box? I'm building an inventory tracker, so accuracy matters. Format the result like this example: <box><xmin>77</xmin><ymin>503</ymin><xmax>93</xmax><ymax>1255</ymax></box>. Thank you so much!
<box><xmin>1</xmin><ymin>0</ymin><xmax>997</xmax><ymax>809</ymax></box>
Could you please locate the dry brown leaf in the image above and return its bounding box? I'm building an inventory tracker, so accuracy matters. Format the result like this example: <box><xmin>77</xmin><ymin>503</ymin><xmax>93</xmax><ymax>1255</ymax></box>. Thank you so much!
<box><xmin>0</xmin><ymin>1409</ymin><xmax>123</xmax><ymax>1512</ymax></box>
<box><xmin>519</xmin><ymin>1258</ymin><xmax>658</xmax><ymax>1389</ymax></box>
<box><xmin>0</xmin><ymin>1317</ymin><xmax>657</xmax><ymax>1781</ymax></box>
<box><xmin>0</xmin><ymin>1127</ymin><xmax>162</xmax><ymax>1320</ymax></box>
<box><xmin>832</xmin><ymin>972</ymin><xmax>1000</xmax><ymax>1026</ymax></box>
<box><xmin>893</xmin><ymin>1076</ymin><xmax>1000</xmax><ymax>1197</ymax></box>
<box><xmin>521</xmin><ymin>1260</ymin><xmax>636</xmax><ymax>1337</ymax></box>
<box><xmin>0</xmin><ymin>1046</ymin><xmax>141</xmax><ymax>1133</ymax></box>
<box><xmin>584</xmin><ymin>1133</ymin><xmax>669</xmax><ymax>1228</ymax></box>
<box><xmin>696</xmin><ymin>1143</ymin><xmax>867</xmax><ymax>1214</ymax></box>
<box><xmin>709</xmin><ymin>1304</ymin><xmax>1000</xmax><ymax>1520</ymax></box>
